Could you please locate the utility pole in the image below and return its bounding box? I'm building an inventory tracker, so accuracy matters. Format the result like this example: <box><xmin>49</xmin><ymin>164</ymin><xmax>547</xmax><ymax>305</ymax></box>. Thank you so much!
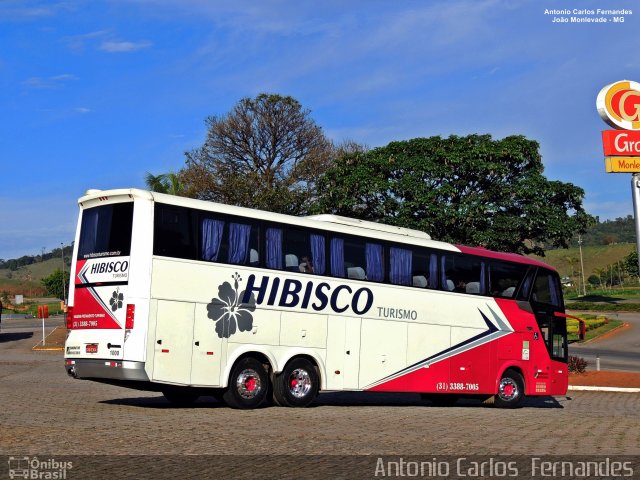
<box><xmin>632</xmin><ymin>174</ymin><xmax>640</xmax><ymax>280</ymax></box>
<box><xmin>578</xmin><ymin>234</ymin><xmax>587</xmax><ymax>296</ymax></box>
<box><xmin>61</xmin><ymin>243</ymin><xmax>66</xmax><ymax>304</ymax></box>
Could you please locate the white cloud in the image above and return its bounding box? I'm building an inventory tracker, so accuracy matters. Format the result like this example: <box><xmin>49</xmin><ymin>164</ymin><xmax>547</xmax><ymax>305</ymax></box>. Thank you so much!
<box><xmin>22</xmin><ymin>73</ymin><xmax>78</xmax><ymax>89</ymax></box>
<box><xmin>99</xmin><ymin>40</ymin><xmax>153</xmax><ymax>53</ymax></box>
<box><xmin>63</xmin><ymin>30</ymin><xmax>110</xmax><ymax>51</ymax></box>
<box><xmin>74</xmin><ymin>107</ymin><xmax>91</xmax><ymax>113</ymax></box>
<box><xmin>0</xmin><ymin>1</ymin><xmax>73</xmax><ymax>20</ymax></box>
<box><xmin>50</xmin><ymin>73</ymin><xmax>78</xmax><ymax>81</ymax></box>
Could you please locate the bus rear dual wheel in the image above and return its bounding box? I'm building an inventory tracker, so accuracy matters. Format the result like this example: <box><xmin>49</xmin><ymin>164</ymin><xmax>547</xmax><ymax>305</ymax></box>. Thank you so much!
<box><xmin>272</xmin><ymin>358</ymin><xmax>319</xmax><ymax>408</ymax></box>
<box><xmin>223</xmin><ymin>356</ymin><xmax>319</xmax><ymax>409</ymax></box>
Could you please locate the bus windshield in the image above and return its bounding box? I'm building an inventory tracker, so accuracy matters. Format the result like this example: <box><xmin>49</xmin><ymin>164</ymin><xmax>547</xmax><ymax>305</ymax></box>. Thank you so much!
<box><xmin>77</xmin><ymin>202</ymin><xmax>134</xmax><ymax>259</ymax></box>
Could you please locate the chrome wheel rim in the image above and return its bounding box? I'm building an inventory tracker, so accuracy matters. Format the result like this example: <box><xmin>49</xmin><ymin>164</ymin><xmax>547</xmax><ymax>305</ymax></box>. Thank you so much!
<box><xmin>236</xmin><ymin>369</ymin><xmax>262</xmax><ymax>399</ymax></box>
<box><xmin>288</xmin><ymin>368</ymin><xmax>312</xmax><ymax>398</ymax></box>
<box><xmin>498</xmin><ymin>377</ymin><xmax>519</xmax><ymax>401</ymax></box>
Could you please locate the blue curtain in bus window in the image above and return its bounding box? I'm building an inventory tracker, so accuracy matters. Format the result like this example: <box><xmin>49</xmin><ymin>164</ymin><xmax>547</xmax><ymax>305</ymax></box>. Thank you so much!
<box><xmin>201</xmin><ymin>218</ymin><xmax>224</xmax><ymax>261</ymax></box>
<box><xmin>365</xmin><ymin>243</ymin><xmax>384</xmax><ymax>282</ymax></box>
<box><xmin>480</xmin><ymin>261</ymin><xmax>486</xmax><ymax>294</ymax></box>
<box><xmin>549</xmin><ymin>275</ymin><xmax>560</xmax><ymax>306</ymax></box>
<box><xmin>310</xmin><ymin>234</ymin><xmax>325</xmax><ymax>275</ymax></box>
<box><xmin>429</xmin><ymin>254</ymin><xmax>438</xmax><ymax>289</ymax></box>
<box><xmin>266</xmin><ymin>227</ymin><xmax>283</xmax><ymax>269</ymax></box>
<box><xmin>390</xmin><ymin>247</ymin><xmax>412</xmax><ymax>285</ymax></box>
<box><xmin>440</xmin><ymin>256</ymin><xmax>446</xmax><ymax>288</ymax></box>
<box><xmin>330</xmin><ymin>238</ymin><xmax>345</xmax><ymax>277</ymax></box>
<box><xmin>228</xmin><ymin>223</ymin><xmax>251</xmax><ymax>264</ymax></box>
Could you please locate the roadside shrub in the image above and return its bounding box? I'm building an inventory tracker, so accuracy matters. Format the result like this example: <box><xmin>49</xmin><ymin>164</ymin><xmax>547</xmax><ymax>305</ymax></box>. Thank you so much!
<box><xmin>568</xmin><ymin>355</ymin><xmax>588</xmax><ymax>374</ymax></box>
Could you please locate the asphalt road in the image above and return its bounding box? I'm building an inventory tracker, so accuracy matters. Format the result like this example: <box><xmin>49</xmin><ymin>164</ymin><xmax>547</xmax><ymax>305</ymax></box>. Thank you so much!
<box><xmin>569</xmin><ymin>312</ymin><xmax>640</xmax><ymax>372</ymax></box>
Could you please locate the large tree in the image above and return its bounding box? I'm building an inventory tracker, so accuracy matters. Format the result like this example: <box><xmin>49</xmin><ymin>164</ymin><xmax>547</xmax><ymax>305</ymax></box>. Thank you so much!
<box><xmin>181</xmin><ymin>94</ymin><xmax>336</xmax><ymax>215</ymax></box>
<box><xmin>312</xmin><ymin>134</ymin><xmax>593</xmax><ymax>256</ymax></box>
<box><xmin>41</xmin><ymin>269</ymin><xmax>69</xmax><ymax>301</ymax></box>
<box><xmin>144</xmin><ymin>172</ymin><xmax>185</xmax><ymax>195</ymax></box>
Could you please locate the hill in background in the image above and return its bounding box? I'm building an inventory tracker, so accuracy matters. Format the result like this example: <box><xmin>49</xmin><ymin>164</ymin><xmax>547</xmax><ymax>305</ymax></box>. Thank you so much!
<box><xmin>566</xmin><ymin>215</ymin><xmax>635</xmax><ymax>247</ymax></box>
<box><xmin>531</xmin><ymin>243</ymin><xmax>635</xmax><ymax>281</ymax></box>
<box><xmin>0</xmin><ymin>257</ymin><xmax>66</xmax><ymax>297</ymax></box>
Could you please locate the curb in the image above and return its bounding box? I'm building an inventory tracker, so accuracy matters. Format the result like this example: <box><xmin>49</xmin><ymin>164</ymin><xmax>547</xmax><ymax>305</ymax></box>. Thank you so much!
<box><xmin>568</xmin><ymin>385</ymin><xmax>640</xmax><ymax>393</ymax></box>
<box><xmin>575</xmin><ymin>322</ymin><xmax>628</xmax><ymax>345</ymax></box>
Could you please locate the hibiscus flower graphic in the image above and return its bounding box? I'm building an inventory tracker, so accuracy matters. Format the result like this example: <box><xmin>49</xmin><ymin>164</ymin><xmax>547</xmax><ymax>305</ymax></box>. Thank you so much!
<box><xmin>207</xmin><ymin>273</ymin><xmax>256</xmax><ymax>338</ymax></box>
<box><xmin>110</xmin><ymin>288</ymin><xmax>124</xmax><ymax>312</ymax></box>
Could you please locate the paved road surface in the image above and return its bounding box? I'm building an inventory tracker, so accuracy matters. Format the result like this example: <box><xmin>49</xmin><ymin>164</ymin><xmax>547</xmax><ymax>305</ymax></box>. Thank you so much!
<box><xmin>569</xmin><ymin>312</ymin><xmax>640</xmax><ymax>372</ymax></box>
<box><xmin>2</xmin><ymin>317</ymin><xmax>639</xmax><ymax>479</ymax></box>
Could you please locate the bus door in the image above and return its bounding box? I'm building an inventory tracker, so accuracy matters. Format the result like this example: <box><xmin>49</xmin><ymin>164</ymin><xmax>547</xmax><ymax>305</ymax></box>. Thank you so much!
<box><xmin>529</xmin><ymin>270</ymin><xmax>567</xmax><ymax>392</ymax></box>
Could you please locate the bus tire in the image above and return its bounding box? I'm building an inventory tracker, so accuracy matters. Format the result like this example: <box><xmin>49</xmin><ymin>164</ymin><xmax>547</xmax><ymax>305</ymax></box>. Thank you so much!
<box><xmin>162</xmin><ymin>389</ymin><xmax>200</xmax><ymax>406</ymax></box>
<box><xmin>222</xmin><ymin>357</ymin><xmax>268</xmax><ymax>409</ymax></box>
<box><xmin>494</xmin><ymin>369</ymin><xmax>525</xmax><ymax>409</ymax></box>
<box><xmin>272</xmin><ymin>358</ymin><xmax>319</xmax><ymax>408</ymax></box>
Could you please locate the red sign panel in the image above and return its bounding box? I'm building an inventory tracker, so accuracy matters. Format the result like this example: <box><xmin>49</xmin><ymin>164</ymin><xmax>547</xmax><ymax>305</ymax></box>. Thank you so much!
<box><xmin>602</xmin><ymin>130</ymin><xmax>640</xmax><ymax>156</ymax></box>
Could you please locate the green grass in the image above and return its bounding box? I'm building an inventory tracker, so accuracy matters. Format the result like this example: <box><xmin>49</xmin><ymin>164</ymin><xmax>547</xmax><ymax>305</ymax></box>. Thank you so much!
<box><xmin>566</xmin><ymin>301</ymin><xmax>640</xmax><ymax>312</ymax></box>
<box><xmin>15</xmin><ymin>302</ymin><xmax>65</xmax><ymax>317</ymax></box>
<box><xmin>529</xmin><ymin>243</ymin><xmax>634</xmax><ymax>280</ymax></box>
<box><xmin>564</xmin><ymin>287</ymin><xmax>640</xmax><ymax>300</ymax></box>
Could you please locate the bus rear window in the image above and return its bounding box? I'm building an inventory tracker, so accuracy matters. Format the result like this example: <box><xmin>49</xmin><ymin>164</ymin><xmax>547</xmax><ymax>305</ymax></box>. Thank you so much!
<box><xmin>77</xmin><ymin>203</ymin><xmax>134</xmax><ymax>259</ymax></box>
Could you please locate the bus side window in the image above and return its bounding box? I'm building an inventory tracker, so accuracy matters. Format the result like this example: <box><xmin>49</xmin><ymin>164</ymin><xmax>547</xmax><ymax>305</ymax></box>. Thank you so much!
<box><xmin>279</xmin><ymin>228</ymin><xmax>326</xmax><ymax>275</ymax></box>
<box><xmin>441</xmin><ymin>254</ymin><xmax>485</xmax><ymax>295</ymax></box>
<box><xmin>411</xmin><ymin>251</ymin><xmax>438</xmax><ymax>289</ymax></box>
<box><xmin>226</xmin><ymin>222</ymin><xmax>260</xmax><ymax>266</ymax></box>
<box><xmin>365</xmin><ymin>243</ymin><xmax>384</xmax><ymax>282</ymax></box>
<box><xmin>201</xmin><ymin>217</ymin><xmax>225</xmax><ymax>262</ymax></box>
<box><xmin>489</xmin><ymin>261</ymin><xmax>529</xmax><ymax>299</ymax></box>
<box><xmin>344</xmin><ymin>238</ymin><xmax>367</xmax><ymax>280</ymax></box>
<box><xmin>531</xmin><ymin>271</ymin><xmax>562</xmax><ymax>307</ymax></box>
<box><xmin>390</xmin><ymin>246</ymin><xmax>411</xmax><ymax>286</ymax></box>
<box><xmin>155</xmin><ymin>205</ymin><xmax>196</xmax><ymax>260</ymax></box>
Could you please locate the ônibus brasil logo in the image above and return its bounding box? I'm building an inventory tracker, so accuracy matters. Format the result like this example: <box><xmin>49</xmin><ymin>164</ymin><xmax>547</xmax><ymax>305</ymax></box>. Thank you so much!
<box><xmin>597</xmin><ymin>80</ymin><xmax>640</xmax><ymax>130</ymax></box>
<box><xmin>207</xmin><ymin>273</ymin><xmax>256</xmax><ymax>339</ymax></box>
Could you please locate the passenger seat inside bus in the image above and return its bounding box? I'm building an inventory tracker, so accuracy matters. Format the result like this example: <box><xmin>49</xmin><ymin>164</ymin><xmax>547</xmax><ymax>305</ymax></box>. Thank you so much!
<box><xmin>347</xmin><ymin>266</ymin><xmax>366</xmax><ymax>280</ymax></box>
<box><xmin>412</xmin><ymin>275</ymin><xmax>428</xmax><ymax>288</ymax></box>
<box><xmin>466</xmin><ymin>282</ymin><xmax>480</xmax><ymax>294</ymax></box>
<box><xmin>501</xmin><ymin>286</ymin><xmax>515</xmax><ymax>297</ymax></box>
<box><xmin>249</xmin><ymin>249</ymin><xmax>259</xmax><ymax>267</ymax></box>
<box><xmin>285</xmin><ymin>254</ymin><xmax>299</xmax><ymax>272</ymax></box>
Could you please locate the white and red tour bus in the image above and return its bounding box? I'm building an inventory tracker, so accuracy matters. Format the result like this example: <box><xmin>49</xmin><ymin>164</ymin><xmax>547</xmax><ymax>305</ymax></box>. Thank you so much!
<box><xmin>64</xmin><ymin>188</ymin><xmax>568</xmax><ymax>409</ymax></box>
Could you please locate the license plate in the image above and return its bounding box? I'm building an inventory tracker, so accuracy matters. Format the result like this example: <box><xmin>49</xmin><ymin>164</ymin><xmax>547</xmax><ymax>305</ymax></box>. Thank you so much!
<box><xmin>85</xmin><ymin>344</ymin><xmax>98</xmax><ymax>354</ymax></box>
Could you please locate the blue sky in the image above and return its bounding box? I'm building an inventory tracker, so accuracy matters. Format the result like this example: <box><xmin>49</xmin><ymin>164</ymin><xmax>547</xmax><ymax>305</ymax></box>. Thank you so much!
<box><xmin>1</xmin><ymin>0</ymin><xmax>639</xmax><ymax>259</ymax></box>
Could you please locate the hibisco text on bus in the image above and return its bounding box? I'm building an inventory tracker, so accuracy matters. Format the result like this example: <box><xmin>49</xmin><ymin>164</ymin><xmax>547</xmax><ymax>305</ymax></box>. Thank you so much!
<box><xmin>64</xmin><ymin>188</ymin><xmax>569</xmax><ymax>409</ymax></box>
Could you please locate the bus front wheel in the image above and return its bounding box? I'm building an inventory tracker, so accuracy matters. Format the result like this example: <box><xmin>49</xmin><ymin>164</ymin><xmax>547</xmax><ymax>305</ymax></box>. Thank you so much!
<box><xmin>272</xmin><ymin>358</ymin><xmax>319</xmax><ymax>408</ymax></box>
<box><xmin>222</xmin><ymin>357</ymin><xmax>269</xmax><ymax>409</ymax></box>
<box><xmin>494</xmin><ymin>369</ymin><xmax>525</xmax><ymax>408</ymax></box>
